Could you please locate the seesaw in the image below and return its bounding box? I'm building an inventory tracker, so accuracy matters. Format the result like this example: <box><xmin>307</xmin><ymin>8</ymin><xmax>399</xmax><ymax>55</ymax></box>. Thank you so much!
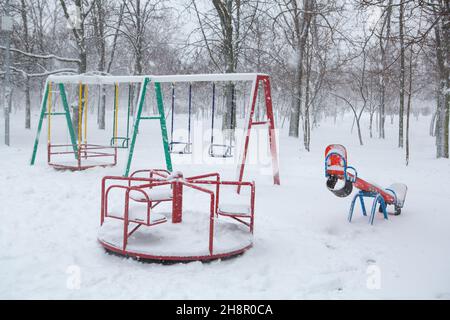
<box><xmin>325</xmin><ymin>144</ymin><xmax>407</xmax><ymax>225</ymax></box>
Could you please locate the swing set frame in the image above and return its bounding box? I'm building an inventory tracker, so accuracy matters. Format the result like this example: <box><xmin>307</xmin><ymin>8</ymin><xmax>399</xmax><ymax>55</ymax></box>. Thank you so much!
<box><xmin>30</xmin><ymin>76</ymin><xmax>141</xmax><ymax>170</ymax></box>
<box><xmin>169</xmin><ymin>82</ymin><xmax>192</xmax><ymax>154</ymax></box>
<box><xmin>110</xmin><ymin>82</ymin><xmax>133</xmax><ymax>149</ymax></box>
<box><xmin>30</xmin><ymin>73</ymin><xmax>280</xmax><ymax>187</ymax></box>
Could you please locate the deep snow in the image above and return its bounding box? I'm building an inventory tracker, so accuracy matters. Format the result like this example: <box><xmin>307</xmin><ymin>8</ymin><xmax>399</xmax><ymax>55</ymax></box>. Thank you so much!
<box><xmin>1</xmin><ymin>109</ymin><xmax>450</xmax><ymax>299</ymax></box>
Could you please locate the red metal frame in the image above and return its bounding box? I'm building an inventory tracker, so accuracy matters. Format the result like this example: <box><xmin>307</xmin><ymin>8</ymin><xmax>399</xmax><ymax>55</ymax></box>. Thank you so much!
<box><xmin>187</xmin><ymin>176</ymin><xmax>255</xmax><ymax>233</ymax></box>
<box><xmin>217</xmin><ymin>181</ymin><xmax>255</xmax><ymax>233</ymax></box>
<box><xmin>237</xmin><ymin>75</ymin><xmax>280</xmax><ymax>193</ymax></box>
<box><xmin>99</xmin><ymin>169</ymin><xmax>256</xmax><ymax>261</ymax></box>
<box><xmin>325</xmin><ymin>145</ymin><xmax>396</xmax><ymax>205</ymax></box>
<box><xmin>98</xmin><ymin>239</ymin><xmax>252</xmax><ymax>262</ymax></box>
<box><xmin>48</xmin><ymin>143</ymin><xmax>117</xmax><ymax>171</ymax></box>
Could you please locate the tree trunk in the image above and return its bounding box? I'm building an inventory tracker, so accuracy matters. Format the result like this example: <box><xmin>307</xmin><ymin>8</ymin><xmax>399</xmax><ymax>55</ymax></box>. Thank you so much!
<box><xmin>379</xmin><ymin>0</ymin><xmax>393</xmax><ymax>139</ymax></box>
<box><xmin>406</xmin><ymin>48</ymin><xmax>413</xmax><ymax>166</ymax></box>
<box><xmin>211</xmin><ymin>0</ymin><xmax>236</xmax><ymax>133</ymax></box>
<box><xmin>436</xmin><ymin>94</ymin><xmax>444</xmax><ymax>154</ymax></box>
<box><xmin>288</xmin><ymin>0</ymin><xmax>313</xmax><ymax>138</ymax></box>
<box><xmin>60</xmin><ymin>0</ymin><xmax>87</xmax><ymax>140</ymax></box>
<box><xmin>434</xmin><ymin>2</ymin><xmax>450</xmax><ymax>158</ymax></box>
<box><xmin>430</xmin><ymin>110</ymin><xmax>437</xmax><ymax>137</ymax></box>
<box><xmin>94</xmin><ymin>0</ymin><xmax>106</xmax><ymax>129</ymax></box>
<box><xmin>356</xmin><ymin>118</ymin><xmax>363</xmax><ymax>146</ymax></box>
<box><xmin>442</xmin><ymin>2</ymin><xmax>450</xmax><ymax>159</ymax></box>
<box><xmin>398</xmin><ymin>0</ymin><xmax>405</xmax><ymax>148</ymax></box>
<box><xmin>288</xmin><ymin>58</ymin><xmax>302</xmax><ymax>137</ymax></box>
<box><xmin>304</xmin><ymin>41</ymin><xmax>312</xmax><ymax>151</ymax></box>
<box><xmin>20</xmin><ymin>0</ymin><xmax>31</xmax><ymax>129</ymax></box>
<box><xmin>25</xmin><ymin>77</ymin><xmax>31</xmax><ymax>129</ymax></box>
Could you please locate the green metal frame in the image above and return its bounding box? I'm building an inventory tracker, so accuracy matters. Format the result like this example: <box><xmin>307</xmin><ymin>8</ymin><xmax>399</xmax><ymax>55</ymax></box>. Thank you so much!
<box><xmin>31</xmin><ymin>78</ymin><xmax>171</xmax><ymax>173</ymax></box>
<box><xmin>123</xmin><ymin>77</ymin><xmax>173</xmax><ymax>176</ymax></box>
<box><xmin>30</xmin><ymin>82</ymin><xmax>78</xmax><ymax>165</ymax></box>
<box><xmin>59</xmin><ymin>83</ymin><xmax>78</xmax><ymax>156</ymax></box>
<box><xmin>155</xmin><ymin>81</ymin><xmax>172</xmax><ymax>172</ymax></box>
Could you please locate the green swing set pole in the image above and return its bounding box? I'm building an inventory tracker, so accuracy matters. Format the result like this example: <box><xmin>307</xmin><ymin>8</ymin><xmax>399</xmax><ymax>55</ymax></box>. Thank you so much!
<box><xmin>124</xmin><ymin>78</ymin><xmax>173</xmax><ymax>176</ymax></box>
<box><xmin>30</xmin><ymin>82</ymin><xmax>78</xmax><ymax>165</ymax></box>
<box><xmin>124</xmin><ymin>78</ymin><xmax>149</xmax><ymax>176</ymax></box>
<box><xmin>59</xmin><ymin>83</ymin><xmax>79</xmax><ymax>158</ymax></box>
<box><xmin>154</xmin><ymin>81</ymin><xmax>173</xmax><ymax>172</ymax></box>
<box><xmin>30</xmin><ymin>82</ymin><xmax>50</xmax><ymax>165</ymax></box>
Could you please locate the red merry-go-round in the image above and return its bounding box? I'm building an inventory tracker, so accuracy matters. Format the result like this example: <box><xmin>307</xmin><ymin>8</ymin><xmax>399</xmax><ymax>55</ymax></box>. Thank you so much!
<box><xmin>98</xmin><ymin>169</ymin><xmax>255</xmax><ymax>262</ymax></box>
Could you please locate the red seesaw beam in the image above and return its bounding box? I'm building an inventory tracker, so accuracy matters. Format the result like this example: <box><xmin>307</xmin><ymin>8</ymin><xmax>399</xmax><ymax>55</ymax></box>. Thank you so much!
<box><xmin>327</xmin><ymin>168</ymin><xmax>395</xmax><ymax>205</ymax></box>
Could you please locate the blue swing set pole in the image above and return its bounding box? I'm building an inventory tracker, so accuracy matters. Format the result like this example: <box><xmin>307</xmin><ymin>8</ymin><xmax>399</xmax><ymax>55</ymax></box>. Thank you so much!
<box><xmin>230</xmin><ymin>85</ymin><xmax>235</xmax><ymax>147</ymax></box>
<box><xmin>170</xmin><ymin>83</ymin><xmax>175</xmax><ymax>146</ymax></box>
<box><xmin>188</xmin><ymin>83</ymin><xmax>192</xmax><ymax>146</ymax></box>
<box><xmin>210</xmin><ymin>83</ymin><xmax>216</xmax><ymax>146</ymax></box>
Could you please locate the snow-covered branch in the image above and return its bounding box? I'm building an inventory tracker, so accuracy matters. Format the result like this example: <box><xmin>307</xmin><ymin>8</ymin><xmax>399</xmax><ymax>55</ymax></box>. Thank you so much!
<box><xmin>0</xmin><ymin>46</ymin><xmax>80</xmax><ymax>64</ymax></box>
<box><xmin>0</xmin><ymin>67</ymin><xmax>77</xmax><ymax>78</ymax></box>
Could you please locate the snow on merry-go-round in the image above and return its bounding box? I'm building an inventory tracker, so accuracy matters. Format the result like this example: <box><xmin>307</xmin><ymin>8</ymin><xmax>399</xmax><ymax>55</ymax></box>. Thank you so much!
<box><xmin>99</xmin><ymin>169</ymin><xmax>256</xmax><ymax>262</ymax></box>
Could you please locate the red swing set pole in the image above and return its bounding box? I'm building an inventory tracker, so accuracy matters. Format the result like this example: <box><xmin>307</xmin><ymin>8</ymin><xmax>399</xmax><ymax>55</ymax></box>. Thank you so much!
<box><xmin>237</xmin><ymin>75</ymin><xmax>280</xmax><ymax>192</ymax></box>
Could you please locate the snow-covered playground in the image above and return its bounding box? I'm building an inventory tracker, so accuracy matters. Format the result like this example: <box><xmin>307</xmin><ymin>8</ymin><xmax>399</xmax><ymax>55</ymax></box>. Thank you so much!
<box><xmin>1</xmin><ymin>106</ymin><xmax>449</xmax><ymax>299</ymax></box>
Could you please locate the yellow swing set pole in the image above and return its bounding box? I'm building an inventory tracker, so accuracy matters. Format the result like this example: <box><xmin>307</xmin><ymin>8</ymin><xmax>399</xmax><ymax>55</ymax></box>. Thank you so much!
<box><xmin>84</xmin><ymin>84</ymin><xmax>88</xmax><ymax>146</ymax></box>
<box><xmin>47</xmin><ymin>81</ymin><xmax>52</xmax><ymax>143</ymax></box>
<box><xmin>78</xmin><ymin>82</ymin><xmax>83</xmax><ymax>146</ymax></box>
<box><xmin>114</xmin><ymin>83</ymin><xmax>119</xmax><ymax>145</ymax></box>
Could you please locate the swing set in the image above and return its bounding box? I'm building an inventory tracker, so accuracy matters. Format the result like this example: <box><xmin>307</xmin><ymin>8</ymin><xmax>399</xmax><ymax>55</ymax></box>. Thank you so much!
<box><xmin>168</xmin><ymin>82</ymin><xmax>235</xmax><ymax>158</ymax></box>
<box><xmin>169</xmin><ymin>83</ymin><xmax>192</xmax><ymax>154</ymax></box>
<box><xmin>30</xmin><ymin>73</ymin><xmax>280</xmax><ymax>188</ymax></box>
<box><xmin>110</xmin><ymin>83</ymin><xmax>133</xmax><ymax>149</ymax></box>
<box><xmin>30</xmin><ymin>75</ymin><xmax>141</xmax><ymax>170</ymax></box>
<box><xmin>209</xmin><ymin>83</ymin><xmax>235</xmax><ymax>158</ymax></box>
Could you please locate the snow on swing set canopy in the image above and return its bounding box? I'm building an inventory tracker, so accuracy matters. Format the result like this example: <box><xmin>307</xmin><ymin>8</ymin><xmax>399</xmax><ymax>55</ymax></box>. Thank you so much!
<box><xmin>30</xmin><ymin>73</ymin><xmax>280</xmax><ymax>262</ymax></box>
<box><xmin>45</xmin><ymin>73</ymin><xmax>264</xmax><ymax>84</ymax></box>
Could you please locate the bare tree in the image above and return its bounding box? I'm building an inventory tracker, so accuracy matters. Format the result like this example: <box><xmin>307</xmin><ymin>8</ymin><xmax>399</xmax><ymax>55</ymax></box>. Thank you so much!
<box><xmin>398</xmin><ymin>0</ymin><xmax>405</xmax><ymax>147</ymax></box>
<box><xmin>433</xmin><ymin>0</ymin><xmax>450</xmax><ymax>158</ymax></box>
<box><xmin>378</xmin><ymin>0</ymin><xmax>393</xmax><ymax>139</ymax></box>
<box><xmin>91</xmin><ymin>1</ymin><xmax>124</xmax><ymax>129</ymax></box>
<box><xmin>272</xmin><ymin>0</ymin><xmax>314</xmax><ymax>138</ymax></box>
<box><xmin>190</xmin><ymin>0</ymin><xmax>259</xmax><ymax>133</ymax></box>
<box><xmin>59</xmin><ymin>0</ymin><xmax>94</xmax><ymax>138</ymax></box>
<box><xmin>405</xmin><ymin>46</ymin><xmax>413</xmax><ymax>165</ymax></box>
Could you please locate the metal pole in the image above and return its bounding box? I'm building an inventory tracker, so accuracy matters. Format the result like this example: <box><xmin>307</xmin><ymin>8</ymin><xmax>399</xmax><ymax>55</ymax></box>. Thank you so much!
<box><xmin>170</xmin><ymin>83</ymin><xmax>175</xmax><ymax>144</ymax></box>
<box><xmin>211</xmin><ymin>83</ymin><xmax>215</xmax><ymax>146</ymax></box>
<box><xmin>2</xmin><ymin>0</ymin><xmax>12</xmax><ymax>146</ymax></box>
<box><xmin>188</xmin><ymin>83</ymin><xmax>192</xmax><ymax>145</ymax></box>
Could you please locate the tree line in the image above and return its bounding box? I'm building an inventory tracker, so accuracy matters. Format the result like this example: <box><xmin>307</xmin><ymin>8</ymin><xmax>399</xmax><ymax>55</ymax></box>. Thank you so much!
<box><xmin>0</xmin><ymin>0</ymin><xmax>449</xmax><ymax>161</ymax></box>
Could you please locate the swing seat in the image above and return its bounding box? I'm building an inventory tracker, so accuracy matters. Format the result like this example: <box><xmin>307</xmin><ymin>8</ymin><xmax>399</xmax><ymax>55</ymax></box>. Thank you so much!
<box><xmin>209</xmin><ymin>144</ymin><xmax>233</xmax><ymax>158</ymax></box>
<box><xmin>216</xmin><ymin>183</ymin><xmax>255</xmax><ymax>232</ymax></box>
<box><xmin>110</xmin><ymin>137</ymin><xmax>130</xmax><ymax>148</ymax></box>
<box><xmin>386</xmin><ymin>183</ymin><xmax>408</xmax><ymax>208</ymax></box>
<box><xmin>218</xmin><ymin>204</ymin><xmax>251</xmax><ymax>217</ymax></box>
<box><xmin>325</xmin><ymin>144</ymin><xmax>347</xmax><ymax>176</ymax></box>
<box><xmin>129</xmin><ymin>188</ymin><xmax>173</xmax><ymax>203</ymax></box>
<box><xmin>169</xmin><ymin>142</ymin><xmax>192</xmax><ymax>154</ymax></box>
<box><xmin>107</xmin><ymin>202</ymin><xmax>168</xmax><ymax>225</ymax></box>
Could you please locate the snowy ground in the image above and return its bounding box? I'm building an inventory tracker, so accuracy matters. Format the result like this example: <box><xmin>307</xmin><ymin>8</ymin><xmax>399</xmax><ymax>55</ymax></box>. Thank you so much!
<box><xmin>1</xmin><ymin>109</ymin><xmax>450</xmax><ymax>299</ymax></box>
